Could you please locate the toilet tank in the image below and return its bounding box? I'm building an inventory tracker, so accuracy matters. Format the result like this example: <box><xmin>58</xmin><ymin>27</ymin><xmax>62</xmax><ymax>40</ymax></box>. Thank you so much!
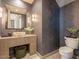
<box><xmin>65</xmin><ymin>37</ymin><xmax>79</xmax><ymax>49</ymax></box>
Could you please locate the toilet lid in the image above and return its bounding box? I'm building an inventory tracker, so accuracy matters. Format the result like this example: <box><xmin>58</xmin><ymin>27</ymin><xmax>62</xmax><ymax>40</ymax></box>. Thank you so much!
<box><xmin>59</xmin><ymin>46</ymin><xmax>73</xmax><ymax>53</ymax></box>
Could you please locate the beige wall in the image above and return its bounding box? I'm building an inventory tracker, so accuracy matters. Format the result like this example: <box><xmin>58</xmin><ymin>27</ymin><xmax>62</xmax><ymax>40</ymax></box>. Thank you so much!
<box><xmin>64</xmin><ymin>0</ymin><xmax>79</xmax><ymax>28</ymax></box>
<box><xmin>32</xmin><ymin>0</ymin><xmax>43</xmax><ymax>55</ymax></box>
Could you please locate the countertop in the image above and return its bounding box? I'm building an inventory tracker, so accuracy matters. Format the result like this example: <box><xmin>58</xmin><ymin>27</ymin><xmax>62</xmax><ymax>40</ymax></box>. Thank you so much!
<box><xmin>0</xmin><ymin>34</ymin><xmax>37</xmax><ymax>40</ymax></box>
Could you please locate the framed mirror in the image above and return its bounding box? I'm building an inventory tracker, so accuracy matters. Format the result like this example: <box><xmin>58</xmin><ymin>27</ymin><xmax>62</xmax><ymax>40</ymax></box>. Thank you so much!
<box><xmin>7</xmin><ymin>12</ymin><xmax>26</xmax><ymax>29</ymax></box>
<box><xmin>6</xmin><ymin>4</ymin><xmax>27</xmax><ymax>29</ymax></box>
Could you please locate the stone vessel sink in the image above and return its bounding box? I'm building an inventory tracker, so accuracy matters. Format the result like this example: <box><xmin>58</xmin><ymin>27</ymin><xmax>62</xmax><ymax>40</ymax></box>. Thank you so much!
<box><xmin>12</xmin><ymin>32</ymin><xmax>26</xmax><ymax>36</ymax></box>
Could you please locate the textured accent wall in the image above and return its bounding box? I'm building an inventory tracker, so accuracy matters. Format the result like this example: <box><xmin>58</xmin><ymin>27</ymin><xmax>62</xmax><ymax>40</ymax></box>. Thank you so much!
<box><xmin>59</xmin><ymin>8</ymin><xmax>65</xmax><ymax>46</ymax></box>
<box><xmin>32</xmin><ymin>0</ymin><xmax>60</xmax><ymax>55</ymax></box>
<box><xmin>42</xmin><ymin>0</ymin><xmax>60</xmax><ymax>55</ymax></box>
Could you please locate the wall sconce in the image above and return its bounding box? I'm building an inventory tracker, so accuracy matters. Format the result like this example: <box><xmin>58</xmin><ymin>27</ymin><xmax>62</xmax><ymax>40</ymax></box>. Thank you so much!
<box><xmin>0</xmin><ymin>7</ymin><xmax>3</xmax><ymax>17</ymax></box>
<box><xmin>32</xmin><ymin>14</ymin><xmax>38</xmax><ymax>22</ymax></box>
<box><xmin>27</xmin><ymin>12</ymin><xmax>32</xmax><ymax>27</ymax></box>
<box><xmin>0</xmin><ymin>7</ymin><xmax>3</xmax><ymax>35</ymax></box>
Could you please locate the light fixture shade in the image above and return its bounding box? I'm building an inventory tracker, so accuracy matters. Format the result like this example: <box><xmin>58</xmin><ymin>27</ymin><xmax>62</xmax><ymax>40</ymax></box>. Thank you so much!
<box><xmin>56</xmin><ymin>0</ymin><xmax>75</xmax><ymax>7</ymax></box>
<box><xmin>0</xmin><ymin>7</ymin><xmax>3</xmax><ymax>17</ymax></box>
<box><xmin>22</xmin><ymin>0</ymin><xmax>34</xmax><ymax>4</ymax></box>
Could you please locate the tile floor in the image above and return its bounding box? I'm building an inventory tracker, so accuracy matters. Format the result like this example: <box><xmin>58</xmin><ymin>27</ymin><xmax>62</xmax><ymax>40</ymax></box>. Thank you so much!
<box><xmin>12</xmin><ymin>52</ymin><xmax>79</xmax><ymax>59</ymax></box>
<box><xmin>18</xmin><ymin>53</ymin><xmax>60</xmax><ymax>59</ymax></box>
<box><xmin>46</xmin><ymin>53</ymin><xmax>60</xmax><ymax>59</ymax></box>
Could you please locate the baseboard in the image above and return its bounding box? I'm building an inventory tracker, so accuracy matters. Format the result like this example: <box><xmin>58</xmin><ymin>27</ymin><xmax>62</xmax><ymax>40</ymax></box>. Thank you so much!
<box><xmin>36</xmin><ymin>49</ymin><xmax>58</xmax><ymax>59</ymax></box>
<box><xmin>36</xmin><ymin>50</ymin><xmax>79</xmax><ymax>59</ymax></box>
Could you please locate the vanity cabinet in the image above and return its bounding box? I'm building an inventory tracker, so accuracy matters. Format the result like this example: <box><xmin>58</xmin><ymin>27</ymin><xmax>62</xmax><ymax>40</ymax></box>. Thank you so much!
<box><xmin>0</xmin><ymin>35</ymin><xmax>37</xmax><ymax>59</ymax></box>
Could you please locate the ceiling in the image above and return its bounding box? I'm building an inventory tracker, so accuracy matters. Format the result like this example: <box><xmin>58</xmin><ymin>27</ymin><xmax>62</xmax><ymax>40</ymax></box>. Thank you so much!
<box><xmin>56</xmin><ymin>0</ymin><xmax>75</xmax><ymax>7</ymax></box>
<box><xmin>6</xmin><ymin>4</ymin><xmax>27</xmax><ymax>14</ymax></box>
<box><xmin>22</xmin><ymin>0</ymin><xmax>75</xmax><ymax>7</ymax></box>
<box><xmin>2</xmin><ymin>0</ymin><xmax>75</xmax><ymax>8</ymax></box>
<box><xmin>22</xmin><ymin>0</ymin><xmax>34</xmax><ymax>4</ymax></box>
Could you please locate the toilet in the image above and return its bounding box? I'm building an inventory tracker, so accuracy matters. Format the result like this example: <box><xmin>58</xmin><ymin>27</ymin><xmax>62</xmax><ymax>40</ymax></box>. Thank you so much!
<box><xmin>59</xmin><ymin>37</ymin><xmax>79</xmax><ymax>59</ymax></box>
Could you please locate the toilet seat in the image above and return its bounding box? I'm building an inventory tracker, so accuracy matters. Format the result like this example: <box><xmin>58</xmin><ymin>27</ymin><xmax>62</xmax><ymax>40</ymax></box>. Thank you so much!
<box><xmin>59</xmin><ymin>46</ymin><xmax>73</xmax><ymax>55</ymax></box>
<box><xmin>59</xmin><ymin>37</ymin><xmax>79</xmax><ymax>59</ymax></box>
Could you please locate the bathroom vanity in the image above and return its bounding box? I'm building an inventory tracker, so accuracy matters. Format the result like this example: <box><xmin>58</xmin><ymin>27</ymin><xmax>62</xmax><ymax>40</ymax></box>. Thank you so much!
<box><xmin>0</xmin><ymin>34</ymin><xmax>37</xmax><ymax>59</ymax></box>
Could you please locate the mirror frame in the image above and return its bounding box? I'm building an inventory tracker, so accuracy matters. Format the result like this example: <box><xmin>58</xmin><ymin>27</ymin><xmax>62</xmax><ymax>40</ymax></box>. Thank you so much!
<box><xmin>5</xmin><ymin>4</ymin><xmax>27</xmax><ymax>29</ymax></box>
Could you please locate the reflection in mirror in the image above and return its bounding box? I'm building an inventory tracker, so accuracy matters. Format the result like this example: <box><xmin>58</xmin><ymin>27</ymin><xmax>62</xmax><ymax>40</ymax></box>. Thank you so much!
<box><xmin>6</xmin><ymin>4</ymin><xmax>27</xmax><ymax>29</ymax></box>
<box><xmin>8</xmin><ymin>12</ymin><xmax>26</xmax><ymax>29</ymax></box>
